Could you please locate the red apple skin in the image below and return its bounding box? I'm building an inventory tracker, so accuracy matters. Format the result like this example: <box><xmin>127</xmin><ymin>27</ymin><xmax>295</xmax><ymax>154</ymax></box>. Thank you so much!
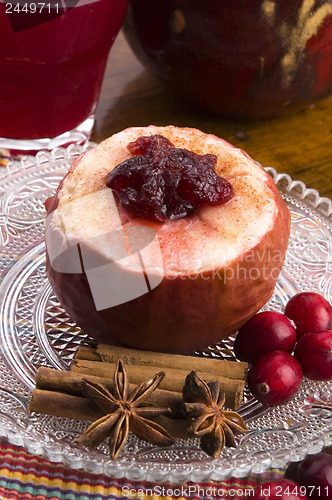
<box><xmin>45</xmin><ymin>126</ymin><xmax>290</xmax><ymax>353</ymax></box>
<box><xmin>294</xmin><ymin>329</ymin><xmax>332</xmax><ymax>380</ymax></box>
<box><xmin>123</xmin><ymin>1</ymin><xmax>332</xmax><ymax>119</ymax></box>
<box><xmin>285</xmin><ymin>452</ymin><xmax>332</xmax><ymax>500</ymax></box>
<box><xmin>252</xmin><ymin>479</ymin><xmax>308</xmax><ymax>499</ymax></box>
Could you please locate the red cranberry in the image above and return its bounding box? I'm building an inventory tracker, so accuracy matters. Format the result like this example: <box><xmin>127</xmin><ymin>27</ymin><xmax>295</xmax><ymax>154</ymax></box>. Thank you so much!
<box><xmin>284</xmin><ymin>292</ymin><xmax>332</xmax><ymax>339</ymax></box>
<box><xmin>234</xmin><ymin>311</ymin><xmax>297</xmax><ymax>364</ymax></box>
<box><xmin>294</xmin><ymin>329</ymin><xmax>332</xmax><ymax>380</ymax></box>
<box><xmin>285</xmin><ymin>452</ymin><xmax>332</xmax><ymax>500</ymax></box>
<box><xmin>252</xmin><ymin>479</ymin><xmax>308</xmax><ymax>499</ymax></box>
<box><xmin>247</xmin><ymin>351</ymin><xmax>303</xmax><ymax>406</ymax></box>
<box><xmin>106</xmin><ymin>134</ymin><xmax>233</xmax><ymax>222</ymax></box>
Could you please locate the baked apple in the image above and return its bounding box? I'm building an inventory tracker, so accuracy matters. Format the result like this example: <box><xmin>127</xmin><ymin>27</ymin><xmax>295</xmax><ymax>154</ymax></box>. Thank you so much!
<box><xmin>45</xmin><ymin>125</ymin><xmax>290</xmax><ymax>353</ymax></box>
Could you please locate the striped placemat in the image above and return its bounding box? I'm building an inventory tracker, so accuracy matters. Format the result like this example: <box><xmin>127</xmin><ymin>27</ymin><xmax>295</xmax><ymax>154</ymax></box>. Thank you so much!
<box><xmin>0</xmin><ymin>440</ymin><xmax>285</xmax><ymax>499</ymax></box>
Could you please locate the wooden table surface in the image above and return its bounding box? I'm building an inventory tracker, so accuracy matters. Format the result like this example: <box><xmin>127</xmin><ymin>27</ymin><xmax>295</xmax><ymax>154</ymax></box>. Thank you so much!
<box><xmin>92</xmin><ymin>31</ymin><xmax>332</xmax><ymax>201</ymax></box>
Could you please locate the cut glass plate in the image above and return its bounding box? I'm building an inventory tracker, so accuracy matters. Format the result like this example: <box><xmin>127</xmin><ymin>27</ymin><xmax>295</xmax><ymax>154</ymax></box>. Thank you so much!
<box><xmin>0</xmin><ymin>145</ymin><xmax>331</xmax><ymax>482</ymax></box>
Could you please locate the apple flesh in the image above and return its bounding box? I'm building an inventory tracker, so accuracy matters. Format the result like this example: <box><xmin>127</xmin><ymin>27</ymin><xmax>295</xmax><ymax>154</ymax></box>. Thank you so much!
<box><xmin>45</xmin><ymin>125</ymin><xmax>290</xmax><ymax>353</ymax></box>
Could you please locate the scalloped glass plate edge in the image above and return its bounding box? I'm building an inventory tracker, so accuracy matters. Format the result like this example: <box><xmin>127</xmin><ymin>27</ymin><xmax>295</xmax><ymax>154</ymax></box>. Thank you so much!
<box><xmin>0</xmin><ymin>147</ymin><xmax>331</xmax><ymax>483</ymax></box>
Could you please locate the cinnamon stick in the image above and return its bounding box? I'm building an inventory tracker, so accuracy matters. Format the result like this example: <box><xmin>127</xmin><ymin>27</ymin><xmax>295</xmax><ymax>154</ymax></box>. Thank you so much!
<box><xmin>29</xmin><ymin>388</ymin><xmax>192</xmax><ymax>440</ymax></box>
<box><xmin>29</xmin><ymin>389</ymin><xmax>103</xmax><ymax>422</ymax></box>
<box><xmin>35</xmin><ymin>366</ymin><xmax>183</xmax><ymax>415</ymax></box>
<box><xmin>71</xmin><ymin>359</ymin><xmax>245</xmax><ymax>409</ymax></box>
<box><xmin>76</xmin><ymin>344</ymin><xmax>247</xmax><ymax>381</ymax></box>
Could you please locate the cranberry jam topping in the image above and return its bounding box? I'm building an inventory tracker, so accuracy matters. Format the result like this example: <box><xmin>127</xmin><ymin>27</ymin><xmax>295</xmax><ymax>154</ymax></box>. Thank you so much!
<box><xmin>106</xmin><ymin>134</ymin><xmax>233</xmax><ymax>222</ymax></box>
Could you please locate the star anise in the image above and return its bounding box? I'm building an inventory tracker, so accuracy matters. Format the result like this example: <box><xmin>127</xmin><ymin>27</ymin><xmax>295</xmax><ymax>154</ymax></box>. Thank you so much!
<box><xmin>76</xmin><ymin>359</ymin><xmax>174</xmax><ymax>459</ymax></box>
<box><xmin>182</xmin><ymin>371</ymin><xmax>247</xmax><ymax>458</ymax></box>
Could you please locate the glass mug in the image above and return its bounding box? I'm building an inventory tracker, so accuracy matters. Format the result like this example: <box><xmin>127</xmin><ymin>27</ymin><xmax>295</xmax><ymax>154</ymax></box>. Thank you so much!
<box><xmin>0</xmin><ymin>0</ymin><xmax>129</xmax><ymax>158</ymax></box>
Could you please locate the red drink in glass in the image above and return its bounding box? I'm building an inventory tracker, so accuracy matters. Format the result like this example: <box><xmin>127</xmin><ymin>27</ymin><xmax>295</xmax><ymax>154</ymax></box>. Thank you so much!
<box><xmin>0</xmin><ymin>0</ymin><xmax>129</xmax><ymax>154</ymax></box>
